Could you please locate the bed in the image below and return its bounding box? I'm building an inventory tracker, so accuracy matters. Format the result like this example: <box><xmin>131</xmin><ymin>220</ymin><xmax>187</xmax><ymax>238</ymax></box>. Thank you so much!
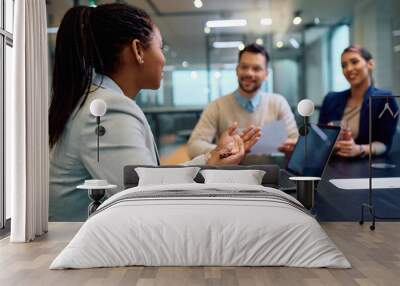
<box><xmin>50</xmin><ymin>165</ymin><xmax>350</xmax><ymax>269</ymax></box>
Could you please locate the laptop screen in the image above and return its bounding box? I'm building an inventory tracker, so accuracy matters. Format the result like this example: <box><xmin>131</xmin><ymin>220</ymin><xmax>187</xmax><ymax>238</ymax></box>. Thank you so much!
<box><xmin>287</xmin><ymin>124</ymin><xmax>340</xmax><ymax>177</ymax></box>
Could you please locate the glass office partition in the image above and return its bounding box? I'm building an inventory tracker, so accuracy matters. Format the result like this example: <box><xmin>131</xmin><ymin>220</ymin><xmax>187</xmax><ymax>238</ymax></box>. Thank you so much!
<box><xmin>358</xmin><ymin>95</ymin><xmax>400</xmax><ymax>229</ymax></box>
<box><xmin>172</xmin><ymin>70</ymin><xmax>208</xmax><ymax>106</ymax></box>
<box><xmin>45</xmin><ymin>0</ymin><xmax>400</xmax><ymax>159</ymax></box>
<box><xmin>330</xmin><ymin>25</ymin><xmax>350</xmax><ymax>92</ymax></box>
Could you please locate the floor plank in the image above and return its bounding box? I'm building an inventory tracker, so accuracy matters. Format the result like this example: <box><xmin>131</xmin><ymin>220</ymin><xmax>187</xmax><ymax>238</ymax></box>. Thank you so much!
<box><xmin>0</xmin><ymin>222</ymin><xmax>399</xmax><ymax>286</ymax></box>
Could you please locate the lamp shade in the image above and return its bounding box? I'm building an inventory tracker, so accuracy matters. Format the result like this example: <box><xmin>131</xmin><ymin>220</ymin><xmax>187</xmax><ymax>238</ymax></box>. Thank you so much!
<box><xmin>297</xmin><ymin>99</ymin><xmax>314</xmax><ymax>117</ymax></box>
<box><xmin>90</xmin><ymin>99</ymin><xmax>107</xmax><ymax>117</ymax></box>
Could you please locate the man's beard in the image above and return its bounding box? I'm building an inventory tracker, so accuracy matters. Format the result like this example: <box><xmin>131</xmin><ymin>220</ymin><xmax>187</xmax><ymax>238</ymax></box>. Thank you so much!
<box><xmin>238</xmin><ymin>79</ymin><xmax>262</xmax><ymax>93</ymax></box>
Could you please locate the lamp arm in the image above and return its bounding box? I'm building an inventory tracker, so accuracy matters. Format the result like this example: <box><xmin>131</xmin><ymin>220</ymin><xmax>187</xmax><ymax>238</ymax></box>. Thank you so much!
<box><xmin>304</xmin><ymin>117</ymin><xmax>307</xmax><ymax>168</ymax></box>
<box><xmin>97</xmin><ymin>117</ymin><xmax>100</xmax><ymax>162</ymax></box>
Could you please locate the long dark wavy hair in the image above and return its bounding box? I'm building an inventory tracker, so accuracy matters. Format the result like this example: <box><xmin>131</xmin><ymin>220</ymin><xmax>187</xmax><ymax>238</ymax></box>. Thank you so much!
<box><xmin>49</xmin><ymin>3</ymin><xmax>154</xmax><ymax>148</ymax></box>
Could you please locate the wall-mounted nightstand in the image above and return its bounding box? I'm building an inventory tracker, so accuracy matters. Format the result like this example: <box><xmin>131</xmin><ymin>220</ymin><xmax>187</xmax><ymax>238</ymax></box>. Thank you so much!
<box><xmin>77</xmin><ymin>180</ymin><xmax>116</xmax><ymax>216</ymax></box>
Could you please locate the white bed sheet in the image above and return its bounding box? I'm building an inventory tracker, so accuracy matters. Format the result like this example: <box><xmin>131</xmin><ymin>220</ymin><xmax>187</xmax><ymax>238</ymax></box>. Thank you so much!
<box><xmin>50</xmin><ymin>183</ymin><xmax>350</xmax><ymax>269</ymax></box>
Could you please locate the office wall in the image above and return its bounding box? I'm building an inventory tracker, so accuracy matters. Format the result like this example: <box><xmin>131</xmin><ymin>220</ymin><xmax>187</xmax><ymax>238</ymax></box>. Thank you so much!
<box><xmin>353</xmin><ymin>0</ymin><xmax>399</xmax><ymax>94</ymax></box>
<box><xmin>391</xmin><ymin>1</ymin><xmax>400</xmax><ymax>95</ymax></box>
<box><xmin>304</xmin><ymin>33</ymin><xmax>329</xmax><ymax>106</ymax></box>
<box><xmin>272</xmin><ymin>59</ymin><xmax>299</xmax><ymax>107</ymax></box>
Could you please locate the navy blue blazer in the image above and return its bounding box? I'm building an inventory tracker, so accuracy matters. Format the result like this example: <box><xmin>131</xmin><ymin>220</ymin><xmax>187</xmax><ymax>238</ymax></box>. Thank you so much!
<box><xmin>318</xmin><ymin>86</ymin><xmax>399</xmax><ymax>152</ymax></box>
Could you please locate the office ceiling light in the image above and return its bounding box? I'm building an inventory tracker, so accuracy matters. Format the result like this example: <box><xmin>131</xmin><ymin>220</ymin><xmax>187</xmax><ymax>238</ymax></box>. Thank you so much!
<box><xmin>293</xmin><ymin>16</ymin><xmax>302</xmax><ymax>25</ymax></box>
<box><xmin>292</xmin><ymin>10</ymin><xmax>302</xmax><ymax>25</ymax></box>
<box><xmin>213</xmin><ymin>41</ymin><xmax>244</xmax><ymax>49</ymax></box>
<box><xmin>260</xmin><ymin>18</ymin><xmax>272</xmax><ymax>26</ymax></box>
<box><xmin>88</xmin><ymin>0</ymin><xmax>96</xmax><ymax>7</ymax></box>
<box><xmin>276</xmin><ymin>41</ymin><xmax>284</xmax><ymax>48</ymax></box>
<box><xmin>290</xmin><ymin>38</ymin><xmax>300</xmax><ymax>49</ymax></box>
<box><xmin>256</xmin><ymin>38</ymin><xmax>264</xmax><ymax>45</ymax></box>
<box><xmin>204</xmin><ymin>26</ymin><xmax>211</xmax><ymax>34</ymax></box>
<box><xmin>191</xmin><ymin>71</ymin><xmax>198</xmax><ymax>79</ymax></box>
<box><xmin>238</xmin><ymin>43</ymin><xmax>245</xmax><ymax>50</ymax></box>
<box><xmin>193</xmin><ymin>0</ymin><xmax>203</xmax><ymax>9</ymax></box>
<box><xmin>182</xmin><ymin>61</ymin><xmax>189</xmax><ymax>68</ymax></box>
<box><xmin>214</xmin><ymin>71</ymin><xmax>221</xmax><ymax>79</ymax></box>
<box><xmin>314</xmin><ymin>17</ymin><xmax>320</xmax><ymax>25</ymax></box>
<box><xmin>206</xmin><ymin>19</ymin><xmax>247</xmax><ymax>28</ymax></box>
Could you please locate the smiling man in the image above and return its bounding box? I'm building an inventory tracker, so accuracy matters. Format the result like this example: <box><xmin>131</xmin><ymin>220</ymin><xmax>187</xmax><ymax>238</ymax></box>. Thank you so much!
<box><xmin>187</xmin><ymin>43</ymin><xmax>299</xmax><ymax>159</ymax></box>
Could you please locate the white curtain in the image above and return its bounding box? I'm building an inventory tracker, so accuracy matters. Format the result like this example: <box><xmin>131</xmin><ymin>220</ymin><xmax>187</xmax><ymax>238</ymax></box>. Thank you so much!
<box><xmin>9</xmin><ymin>0</ymin><xmax>49</xmax><ymax>242</ymax></box>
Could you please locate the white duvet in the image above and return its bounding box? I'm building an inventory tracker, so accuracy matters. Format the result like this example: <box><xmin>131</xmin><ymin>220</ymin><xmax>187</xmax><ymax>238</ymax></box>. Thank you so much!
<box><xmin>50</xmin><ymin>183</ymin><xmax>350</xmax><ymax>269</ymax></box>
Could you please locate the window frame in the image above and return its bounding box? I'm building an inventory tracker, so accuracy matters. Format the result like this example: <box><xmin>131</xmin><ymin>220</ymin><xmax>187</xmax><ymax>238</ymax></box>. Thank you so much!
<box><xmin>0</xmin><ymin>0</ymin><xmax>13</xmax><ymax>230</ymax></box>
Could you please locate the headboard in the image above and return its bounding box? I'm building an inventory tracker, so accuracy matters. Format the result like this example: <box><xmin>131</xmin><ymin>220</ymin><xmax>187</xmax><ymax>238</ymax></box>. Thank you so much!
<box><xmin>123</xmin><ymin>164</ymin><xmax>281</xmax><ymax>189</ymax></box>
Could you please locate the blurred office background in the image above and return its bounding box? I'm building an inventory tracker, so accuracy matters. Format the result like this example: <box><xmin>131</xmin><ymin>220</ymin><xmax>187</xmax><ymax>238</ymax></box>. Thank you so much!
<box><xmin>44</xmin><ymin>0</ymin><xmax>400</xmax><ymax>157</ymax></box>
<box><xmin>1</xmin><ymin>0</ymin><xmax>400</xmax><ymax>224</ymax></box>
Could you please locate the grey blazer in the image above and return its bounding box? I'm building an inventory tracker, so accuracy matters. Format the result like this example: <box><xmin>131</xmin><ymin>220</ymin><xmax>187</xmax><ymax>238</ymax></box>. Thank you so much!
<box><xmin>50</xmin><ymin>76</ymin><xmax>206</xmax><ymax>221</ymax></box>
<box><xmin>50</xmin><ymin>80</ymin><xmax>162</xmax><ymax>221</ymax></box>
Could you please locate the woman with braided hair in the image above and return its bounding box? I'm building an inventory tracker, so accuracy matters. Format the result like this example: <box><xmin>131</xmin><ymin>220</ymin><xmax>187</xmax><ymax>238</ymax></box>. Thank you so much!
<box><xmin>49</xmin><ymin>3</ymin><xmax>260</xmax><ymax>221</ymax></box>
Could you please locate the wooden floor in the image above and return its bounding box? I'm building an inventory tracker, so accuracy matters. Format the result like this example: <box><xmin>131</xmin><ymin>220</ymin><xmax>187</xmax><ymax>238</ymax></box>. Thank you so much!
<box><xmin>1</xmin><ymin>222</ymin><xmax>399</xmax><ymax>286</ymax></box>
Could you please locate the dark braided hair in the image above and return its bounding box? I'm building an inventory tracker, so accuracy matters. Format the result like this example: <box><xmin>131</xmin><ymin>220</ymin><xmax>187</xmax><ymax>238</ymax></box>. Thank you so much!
<box><xmin>49</xmin><ymin>3</ymin><xmax>154</xmax><ymax>148</ymax></box>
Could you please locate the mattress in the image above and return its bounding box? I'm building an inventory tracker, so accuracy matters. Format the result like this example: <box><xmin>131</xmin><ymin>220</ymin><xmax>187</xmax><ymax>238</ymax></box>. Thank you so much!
<box><xmin>50</xmin><ymin>183</ymin><xmax>350</xmax><ymax>269</ymax></box>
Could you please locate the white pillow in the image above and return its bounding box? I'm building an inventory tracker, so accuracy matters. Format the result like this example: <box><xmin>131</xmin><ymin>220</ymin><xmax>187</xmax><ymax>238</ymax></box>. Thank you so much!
<box><xmin>200</xmin><ymin>169</ymin><xmax>266</xmax><ymax>185</ymax></box>
<box><xmin>135</xmin><ymin>167</ymin><xmax>201</xmax><ymax>186</ymax></box>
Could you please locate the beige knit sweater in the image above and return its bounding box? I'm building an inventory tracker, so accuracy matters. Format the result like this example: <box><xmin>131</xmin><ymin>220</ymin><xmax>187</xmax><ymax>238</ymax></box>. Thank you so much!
<box><xmin>187</xmin><ymin>92</ymin><xmax>299</xmax><ymax>158</ymax></box>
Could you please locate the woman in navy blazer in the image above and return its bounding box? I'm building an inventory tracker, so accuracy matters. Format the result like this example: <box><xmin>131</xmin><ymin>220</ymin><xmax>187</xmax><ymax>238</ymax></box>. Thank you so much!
<box><xmin>319</xmin><ymin>45</ymin><xmax>398</xmax><ymax>157</ymax></box>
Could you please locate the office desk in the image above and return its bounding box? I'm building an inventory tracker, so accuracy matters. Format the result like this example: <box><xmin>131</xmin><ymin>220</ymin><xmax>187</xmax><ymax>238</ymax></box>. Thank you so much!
<box><xmin>143</xmin><ymin>106</ymin><xmax>203</xmax><ymax>148</ymax></box>
<box><xmin>244</xmin><ymin>153</ymin><xmax>400</xmax><ymax>221</ymax></box>
<box><xmin>315</xmin><ymin>155</ymin><xmax>400</xmax><ymax>221</ymax></box>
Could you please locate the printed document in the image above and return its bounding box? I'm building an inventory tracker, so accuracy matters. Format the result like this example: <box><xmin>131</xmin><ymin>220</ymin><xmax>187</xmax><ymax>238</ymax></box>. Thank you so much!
<box><xmin>249</xmin><ymin>120</ymin><xmax>288</xmax><ymax>155</ymax></box>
